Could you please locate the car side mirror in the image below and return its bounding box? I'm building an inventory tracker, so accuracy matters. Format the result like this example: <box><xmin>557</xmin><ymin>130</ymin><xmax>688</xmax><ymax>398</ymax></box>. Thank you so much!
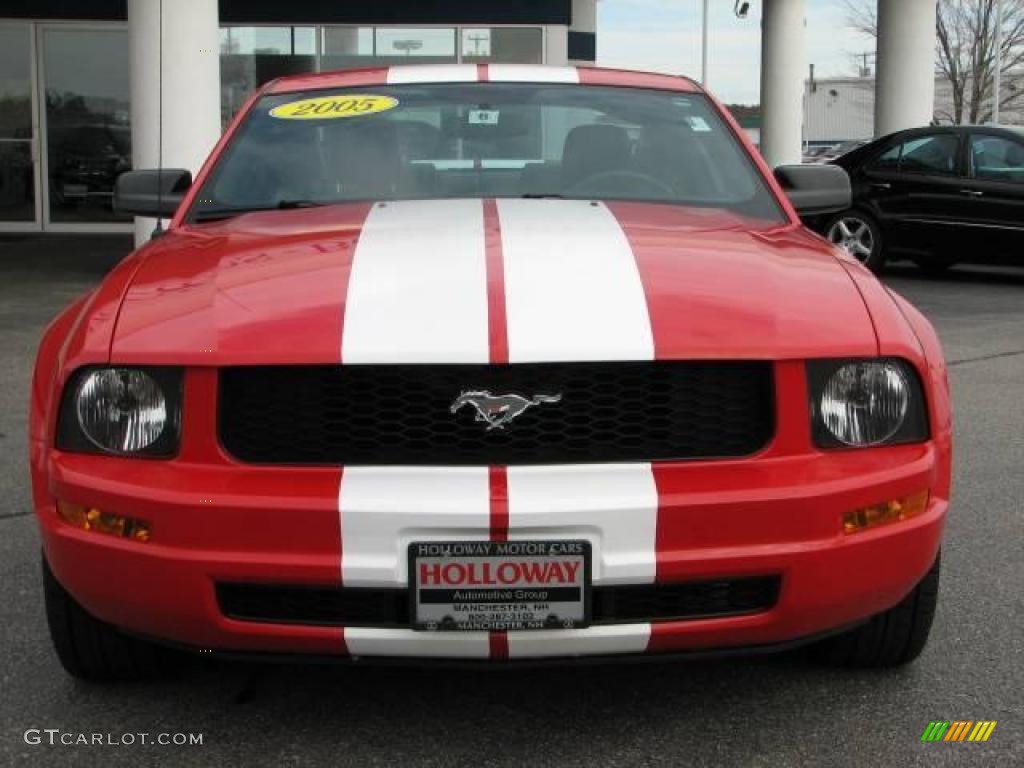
<box><xmin>773</xmin><ymin>164</ymin><xmax>851</xmax><ymax>217</ymax></box>
<box><xmin>114</xmin><ymin>169</ymin><xmax>192</xmax><ymax>218</ymax></box>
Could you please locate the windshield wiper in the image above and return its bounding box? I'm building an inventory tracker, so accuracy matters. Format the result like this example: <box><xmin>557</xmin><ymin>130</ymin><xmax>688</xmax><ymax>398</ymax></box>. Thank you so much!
<box><xmin>276</xmin><ymin>199</ymin><xmax>323</xmax><ymax>209</ymax></box>
<box><xmin>193</xmin><ymin>199</ymin><xmax>324</xmax><ymax>222</ymax></box>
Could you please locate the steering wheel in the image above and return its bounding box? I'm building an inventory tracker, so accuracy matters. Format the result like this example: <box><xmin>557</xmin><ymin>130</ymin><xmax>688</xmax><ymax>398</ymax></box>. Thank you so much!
<box><xmin>564</xmin><ymin>170</ymin><xmax>676</xmax><ymax>198</ymax></box>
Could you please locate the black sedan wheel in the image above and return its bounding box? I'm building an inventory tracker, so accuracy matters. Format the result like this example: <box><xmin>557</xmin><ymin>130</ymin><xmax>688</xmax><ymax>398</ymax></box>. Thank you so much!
<box><xmin>825</xmin><ymin>211</ymin><xmax>885</xmax><ymax>272</ymax></box>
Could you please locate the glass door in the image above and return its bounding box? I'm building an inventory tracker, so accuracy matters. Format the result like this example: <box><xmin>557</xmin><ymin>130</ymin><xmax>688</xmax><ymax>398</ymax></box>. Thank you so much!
<box><xmin>0</xmin><ymin>23</ymin><xmax>40</xmax><ymax>230</ymax></box>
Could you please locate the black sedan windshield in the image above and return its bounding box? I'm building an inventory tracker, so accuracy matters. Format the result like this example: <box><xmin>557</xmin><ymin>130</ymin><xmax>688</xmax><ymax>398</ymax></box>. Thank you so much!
<box><xmin>189</xmin><ymin>83</ymin><xmax>783</xmax><ymax>223</ymax></box>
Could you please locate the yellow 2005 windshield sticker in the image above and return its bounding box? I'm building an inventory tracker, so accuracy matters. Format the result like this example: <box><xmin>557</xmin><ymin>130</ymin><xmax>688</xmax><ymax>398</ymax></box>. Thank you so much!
<box><xmin>270</xmin><ymin>94</ymin><xmax>399</xmax><ymax>120</ymax></box>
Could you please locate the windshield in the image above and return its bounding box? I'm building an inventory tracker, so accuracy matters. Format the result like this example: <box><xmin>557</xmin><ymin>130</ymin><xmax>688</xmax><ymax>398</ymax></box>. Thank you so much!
<box><xmin>188</xmin><ymin>83</ymin><xmax>783</xmax><ymax>223</ymax></box>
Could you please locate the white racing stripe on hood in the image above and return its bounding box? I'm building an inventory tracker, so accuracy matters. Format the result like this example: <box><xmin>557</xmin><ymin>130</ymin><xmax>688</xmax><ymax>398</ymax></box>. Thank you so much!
<box><xmin>342</xmin><ymin>199</ymin><xmax>488</xmax><ymax>363</ymax></box>
<box><xmin>338</xmin><ymin>198</ymin><xmax>661</xmax><ymax>660</ymax></box>
<box><xmin>496</xmin><ymin>198</ymin><xmax>655</xmax><ymax>362</ymax></box>
<box><xmin>337</xmin><ymin>198</ymin><xmax>491</xmax><ymax>659</ymax></box>
<box><xmin>496</xmin><ymin>200</ymin><xmax>658</xmax><ymax>658</ymax></box>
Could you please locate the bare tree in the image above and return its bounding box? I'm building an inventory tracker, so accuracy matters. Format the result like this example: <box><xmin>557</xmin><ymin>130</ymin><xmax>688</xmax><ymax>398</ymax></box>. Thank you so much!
<box><xmin>844</xmin><ymin>0</ymin><xmax>1024</xmax><ymax>124</ymax></box>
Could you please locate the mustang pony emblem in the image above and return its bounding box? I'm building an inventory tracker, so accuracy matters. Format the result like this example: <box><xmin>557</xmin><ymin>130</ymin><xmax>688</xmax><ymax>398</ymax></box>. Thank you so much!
<box><xmin>450</xmin><ymin>390</ymin><xmax>562</xmax><ymax>431</ymax></box>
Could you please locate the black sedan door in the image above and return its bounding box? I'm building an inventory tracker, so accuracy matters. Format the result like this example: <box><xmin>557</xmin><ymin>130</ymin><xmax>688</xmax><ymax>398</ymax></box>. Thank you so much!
<box><xmin>864</xmin><ymin>129</ymin><xmax>968</xmax><ymax>257</ymax></box>
<box><xmin>959</xmin><ymin>129</ymin><xmax>1024</xmax><ymax>262</ymax></box>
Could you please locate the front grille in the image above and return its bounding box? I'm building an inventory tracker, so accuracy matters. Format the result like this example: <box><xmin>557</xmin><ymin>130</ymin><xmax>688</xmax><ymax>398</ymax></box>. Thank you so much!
<box><xmin>216</xmin><ymin>576</ymin><xmax>782</xmax><ymax>627</ymax></box>
<box><xmin>590</xmin><ymin>578</ymin><xmax>782</xmax><ymax>623</ymax></box>
<box><xmin>219</xmin><ymin>362</ymin><xmax>774</xmax><ymax>465</ymax></box>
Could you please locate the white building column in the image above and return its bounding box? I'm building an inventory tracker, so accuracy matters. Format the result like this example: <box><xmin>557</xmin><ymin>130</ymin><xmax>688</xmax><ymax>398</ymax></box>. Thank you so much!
<box><xmin>546</xmin><ymin>26</ymin><xmax>569</xmax><ymax>66</ymax></box>
<box><xmin>759</xmin><ymin>0</ymin><xmax>806</xmax><ymax>167</ymax></box>
<box><xmin>874</xmin><ymin>0</ymin><xmax>937</xmax><ymax>136</ymax></box>
<box><xmin>129</xmin><ymin>0</ymin><xmax>221</xmax><ymax>245</ymax></box>
<box><xmin>568</xmin><ymin>0</ymin><xmax>597</xmax><ymax>66</ymax></box>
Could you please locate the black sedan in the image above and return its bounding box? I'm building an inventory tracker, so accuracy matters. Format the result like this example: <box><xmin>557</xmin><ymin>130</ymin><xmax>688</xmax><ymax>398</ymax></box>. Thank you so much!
<box><xmin>808</xmin><ymin>125</ymin><xmax>1024</xmax><ymax>273</ymax></box>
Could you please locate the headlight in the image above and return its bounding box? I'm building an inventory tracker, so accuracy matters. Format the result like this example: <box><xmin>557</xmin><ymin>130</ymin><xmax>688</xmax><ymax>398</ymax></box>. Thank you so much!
<box><xmin>808</xmin><ymin>359</ymin><xmax>928</xmax><ymax>448</ymax></box>
<box><xmin>57</xmin><ymin>367</ymin><xmax>182</xmax><ymax>457</ymax></box>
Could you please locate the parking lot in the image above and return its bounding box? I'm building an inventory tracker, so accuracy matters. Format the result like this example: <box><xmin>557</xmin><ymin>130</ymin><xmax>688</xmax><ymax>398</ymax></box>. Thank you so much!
<box><xmin>1</xmin><ymin>236</ymin><xmax>1021</xmax><ymax>767</ymax></box>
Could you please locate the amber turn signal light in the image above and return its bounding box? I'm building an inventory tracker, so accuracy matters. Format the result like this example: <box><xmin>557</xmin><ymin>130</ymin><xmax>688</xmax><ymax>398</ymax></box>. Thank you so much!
<box><xmin>842</xmin><ymin>490</ymin><xmax>929</xmax><ymax>534</ymax></box>
<box><xmin>56</xmin><ymin>501</ymin><xmax>151</xmax><ymax>542</ymax></box>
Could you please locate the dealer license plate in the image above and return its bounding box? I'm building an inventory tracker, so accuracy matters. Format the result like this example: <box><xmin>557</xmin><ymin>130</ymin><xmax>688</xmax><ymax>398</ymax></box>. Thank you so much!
<box><xmin>410</xmin><ymin>540</ymin><xmax>591</xmax><ymax>631</ymax></box>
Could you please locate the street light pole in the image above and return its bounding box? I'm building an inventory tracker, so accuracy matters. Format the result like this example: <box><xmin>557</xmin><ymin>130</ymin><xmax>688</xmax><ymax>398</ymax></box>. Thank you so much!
<box><xmin>992</xmin><ymin>0</ymin><xmax>1003</xmax><ymax>124</ymax></box>
<box><xmin>701</xmin><ymin>0</ymin><xmax>709</xmax><ymax>85</ymax></box>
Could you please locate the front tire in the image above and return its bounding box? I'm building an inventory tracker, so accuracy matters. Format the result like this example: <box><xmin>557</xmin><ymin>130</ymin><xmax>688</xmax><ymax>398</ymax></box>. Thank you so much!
<box><xmin>824</xmin><ymin>210</ymin><xmax>885</xmax><ymax>273</ymax></box>
<box><xmin>811</xmin><ymin>552</ymin><xmax>940</xmax><ymax>668</ymax></box>
<box><xmin>43</xmin><ymin>555</ymin><xmax>176</xmax><ymax>682</ymax></box>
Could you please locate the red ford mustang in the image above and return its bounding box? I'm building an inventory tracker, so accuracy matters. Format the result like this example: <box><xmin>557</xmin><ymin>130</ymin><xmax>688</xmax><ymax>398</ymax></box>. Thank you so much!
<box><xmin>30</xmin><ymin>65</ymin><xmax>951</xmax><ymax>680</ymax></box>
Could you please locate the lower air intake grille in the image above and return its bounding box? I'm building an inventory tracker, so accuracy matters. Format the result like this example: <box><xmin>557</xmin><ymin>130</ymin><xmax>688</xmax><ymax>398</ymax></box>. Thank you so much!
<box><xmin>218</xmin><ymin>362</ymin><xmax>775</xmax><ymax>465</ymax></box>
<box><xmin>216</xmin><ymin>576</ymin><xmax>782</xmax><ymax>628</ymax></box>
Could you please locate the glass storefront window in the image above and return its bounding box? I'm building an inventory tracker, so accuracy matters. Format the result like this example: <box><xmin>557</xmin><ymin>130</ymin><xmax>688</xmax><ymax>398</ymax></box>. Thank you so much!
<box><xmin>221</xmin><ymin>25</ymin><xmax>544</xmax><ymax>125</ymax></box>
<box><xmin>0</xmin><ymin>24</ymin><xmax>35</xmax><ymax>222</ymax></box>
<box><xmin>221</xmin><ymin>26</ymin><xmax>316</xmax><ymax>57</ymax></box>
<box><xmin>0</xmin><ymin>142</ymin><xmax>33</xmax><ymax>223</ymax></box>
<box><xmin>375</xmin><ymin>27</ymin><xmax>456</xmax><ymax>60</ymax></box>
<box><xmin>1</xmin><ymin>21</ymin><xmax>552</xmax><ymax>231</ymax></box>
<box><xmin>322</xmin><ymin>26</ymin><xmax>458</xmax><ymax>70</ymax></box>
<box><xmin>0</xmin><ymin>26</ymin><xmax>32</xmax><ymax>141</ymax></box>
<box><xmin>460</xmin><ymin>28</ymin><xmax>544</xmax><ymax>64</ymax></box>
<box><xmin>320</xmin><ymin>26</ymin><xmax>371</xmax><ymax>69</ymax></box>
<box><xmin>43</xmin><ymin>27</ymin><xmax>131</xmax><ymax>224</ymax></box>
<box><xmin>220</xmin><ymin>27</ymin><xmax>316</xmax><ymax>124</ymax></box>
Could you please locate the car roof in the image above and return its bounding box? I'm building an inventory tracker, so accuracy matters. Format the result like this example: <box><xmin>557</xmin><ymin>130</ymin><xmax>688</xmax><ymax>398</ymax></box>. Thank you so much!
<box><xmin>831</xmin><ymin>123</ymin><xmax>1024</xmax><ymax>169</ymax></box>
<box><xmin>263</xmin><ymin>64</ymin><xmax>703</xmax><ymax>95</ymax></box>
<box><xmin>967</xmin><ymin>124</ymin><xmax>1024</xmax><ymax>139</ymax></box>
<box><xmin>877</xmin><ymin>124</ymin><xmax>1024</xmax><ymax>142</ymax></box>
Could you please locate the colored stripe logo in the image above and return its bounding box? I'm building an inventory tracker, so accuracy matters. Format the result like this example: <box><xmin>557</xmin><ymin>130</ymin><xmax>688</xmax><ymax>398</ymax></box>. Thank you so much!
<box><xmin>921</xmin><ymin>721</ymin><xmax>997</xmax><ymax>742</ymax></box>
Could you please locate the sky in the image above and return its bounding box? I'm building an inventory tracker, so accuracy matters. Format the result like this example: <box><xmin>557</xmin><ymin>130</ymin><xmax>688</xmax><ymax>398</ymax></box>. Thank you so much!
<box><xmin>597</xmin><ymin>0</ymin><xmax>876</xmax><ymax>104</ymax></box>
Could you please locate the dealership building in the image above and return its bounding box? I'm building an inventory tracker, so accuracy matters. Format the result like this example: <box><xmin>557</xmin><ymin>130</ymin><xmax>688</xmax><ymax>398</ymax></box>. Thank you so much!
<box><xmin>2</xmin><ymin>0</ymin><xmax>942</xmax><ymax>243</ymax></box>
<box><xmin>0</xmin><ymin>0</ymin><xmax>597</xmax><ymax>237</ymax></box>
<box><xmin>805</xmin><ymin>73</ymin><xmax>1024</xmax><ymax>146</ymax></box>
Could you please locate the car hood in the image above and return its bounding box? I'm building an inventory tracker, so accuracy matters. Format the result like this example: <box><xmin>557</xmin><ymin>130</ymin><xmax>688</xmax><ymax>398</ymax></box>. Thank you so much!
<box><xmin>110</xmin><ymin>199</ymin><xmax>877</xmax><ymax>365</ymax></box>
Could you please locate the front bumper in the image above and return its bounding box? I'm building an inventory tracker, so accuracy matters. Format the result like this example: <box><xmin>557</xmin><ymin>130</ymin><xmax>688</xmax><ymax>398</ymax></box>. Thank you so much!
<box><xmin>35</xmin><ymin>438</ymin><xmax>946</xmax><ymax>661</ymax></box>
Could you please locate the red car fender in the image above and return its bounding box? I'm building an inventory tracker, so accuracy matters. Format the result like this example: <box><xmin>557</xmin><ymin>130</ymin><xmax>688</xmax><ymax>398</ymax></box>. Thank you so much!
<box><xmin>30</xmin><ymin>294</ymin><xmax>89</xmax><ymax>514</ymax></box>
<box><xmin>886</xmin><ymin>288</ymin><xmax>954</xmax><ymax>502</ymax></box>
<box><xmin>837</xmin><ymin>258</ymin><xmax>952</xmax><ymax>502</ymax></box>
<box><xmin>31</xmin><ymin>294</ymin><xmax>89</xmax><ymax>444</ymax></box>
<box><xmin>30</xmin><ymin>251</ymin><xmax>152</xmax><ymax>512</ymax></box>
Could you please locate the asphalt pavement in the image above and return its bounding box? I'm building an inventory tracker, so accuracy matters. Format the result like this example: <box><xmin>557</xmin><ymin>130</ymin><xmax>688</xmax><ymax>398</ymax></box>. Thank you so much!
<box><xmin>1</xmin><ymin>237</ymin><xmax>1021</xmax><ymax>767</ymax></box>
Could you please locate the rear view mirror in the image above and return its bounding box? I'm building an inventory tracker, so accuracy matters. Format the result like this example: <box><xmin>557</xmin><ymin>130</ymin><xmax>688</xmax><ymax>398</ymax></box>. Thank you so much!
<box><xmin>449</xmin><ymin>110</ymin><xmax>530</xmax><ymax>140</ymax></box>
<box><xmin>774</xmin><ymin>164</ymin><xmax>851</xmax><ymax>217</ymax></box>
<box><xmin>114</xmin><ymin>169</ymin><xmax>192</xmax><ymax>218</ymax></box>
